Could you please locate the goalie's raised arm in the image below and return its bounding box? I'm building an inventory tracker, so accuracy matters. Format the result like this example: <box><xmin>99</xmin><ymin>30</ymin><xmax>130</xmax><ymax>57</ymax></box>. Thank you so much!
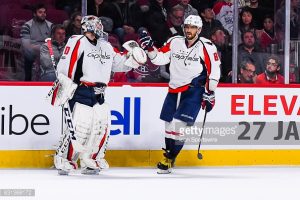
<box><xmin>111</xmin><ymin>40</ymin><xmax>147</xmax><ymax>72</ymax></box>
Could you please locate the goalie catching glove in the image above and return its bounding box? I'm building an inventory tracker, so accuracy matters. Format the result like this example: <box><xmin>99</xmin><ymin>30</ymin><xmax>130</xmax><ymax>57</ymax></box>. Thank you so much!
<box><xmin>122</xmin><ymin>40</ymin><xmax>147</xmax><ymax>69</ymax></box>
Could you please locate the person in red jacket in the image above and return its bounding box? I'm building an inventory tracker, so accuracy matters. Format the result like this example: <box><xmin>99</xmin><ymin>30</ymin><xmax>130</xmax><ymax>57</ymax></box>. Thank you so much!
<box><xmin>256</xmin><ymin>55</ymin><xmax>284</xmax><ymax>84</ymax></box>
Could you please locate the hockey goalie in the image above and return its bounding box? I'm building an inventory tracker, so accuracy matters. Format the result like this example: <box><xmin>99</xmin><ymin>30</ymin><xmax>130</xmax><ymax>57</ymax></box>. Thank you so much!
<box><xmin>48</xmin><ymin>15</ymin><xmax>146</xmax><ymax>175</ymax></box>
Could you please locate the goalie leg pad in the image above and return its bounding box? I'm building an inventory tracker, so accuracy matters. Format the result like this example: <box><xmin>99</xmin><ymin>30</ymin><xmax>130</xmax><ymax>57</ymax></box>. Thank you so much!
<box><xmin>80</xmin><ymin>103</ymin><xmax>110</xmax><ymax>170</ymax></box>
<box><xmin>72</xmin><ymin>102</ymin><xmax>93</xmax><ymax>147</ymax></box>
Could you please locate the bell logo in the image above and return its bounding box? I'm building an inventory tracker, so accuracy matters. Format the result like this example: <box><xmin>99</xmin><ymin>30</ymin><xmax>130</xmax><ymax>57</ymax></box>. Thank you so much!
<box><xmin>110</xmin><ymin>97</ymin><xmax>141</xmax><ymax>135</ymax></box>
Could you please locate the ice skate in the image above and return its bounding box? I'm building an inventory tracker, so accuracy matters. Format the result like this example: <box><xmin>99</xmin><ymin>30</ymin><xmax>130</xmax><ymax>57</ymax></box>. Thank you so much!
<box><xmin>157</xmin><ymin>149</ymin><xmax>175</xmax><ymax>174</ymax></box>
<box><xmin>54</xmin><ymin>155</ymin><xmax>78</xmax><ymax>176</ymax></box>
<box><xmin>157</xmin><ymin>157</ymin><xmax>174</xmax><ymax>174</ymax></box>
<box><xmin>58</xmin><ymin>169</ymin><xmax>70</xmax><ymax>176</ymax></box>
<box><xmin>80</xmin><ymin>156</ymin><xmax>102</xmax><ymax>175</ymax></box>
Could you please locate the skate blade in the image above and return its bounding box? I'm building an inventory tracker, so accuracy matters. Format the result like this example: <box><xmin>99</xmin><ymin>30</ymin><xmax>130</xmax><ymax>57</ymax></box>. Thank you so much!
<box><xmin>58</xmin><ymin>169</ymin><xmax>69</xmax><ymax>175</ymax></box>
<box><xmin>157</xmin><ymin>168</ymin><xmax>172</xmax><ymax>174</ymax></box>
<box><xmin>81</xmin><ymin>168</ymin><xmax>100</xmax><ymax>175</ymax></box>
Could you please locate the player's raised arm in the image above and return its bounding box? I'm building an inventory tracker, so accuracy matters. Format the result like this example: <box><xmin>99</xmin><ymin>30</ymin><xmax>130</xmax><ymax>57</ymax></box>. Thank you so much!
<box><xmin>138</xmin><ymin>30</ymin><xmax>171</xmax><ymax>66</ymax></box>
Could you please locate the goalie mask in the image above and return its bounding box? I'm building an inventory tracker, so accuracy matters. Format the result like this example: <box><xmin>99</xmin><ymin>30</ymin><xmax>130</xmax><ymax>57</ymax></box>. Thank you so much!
<box><xmin>81</xmin><ymin>15</ymin><xmax>105</xmax><ymax>39</ymax></box>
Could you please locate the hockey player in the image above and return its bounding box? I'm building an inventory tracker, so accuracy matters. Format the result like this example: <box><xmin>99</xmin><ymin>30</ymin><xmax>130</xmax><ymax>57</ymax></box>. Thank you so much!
<box><xmin>139</xmin><ymin>15</ymin><xmax>221</xmax><ymax>173</ymax></box>
<box><xmin>50</xmin><ymin>15</ymin><xmax>146</xmax><ymax>175</ymax></box>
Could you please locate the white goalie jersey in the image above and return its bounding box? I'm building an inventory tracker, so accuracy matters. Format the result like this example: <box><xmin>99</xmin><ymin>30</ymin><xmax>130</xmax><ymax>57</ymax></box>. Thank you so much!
<box><xmin>149</xmin><ymin>36</ymin><xmax>221</xmax><ymax>91</ymax></box>
<box><xmin>57</xmin><ymin>35</ymin><xmax>131</xmax><ymax>84</ymax></box>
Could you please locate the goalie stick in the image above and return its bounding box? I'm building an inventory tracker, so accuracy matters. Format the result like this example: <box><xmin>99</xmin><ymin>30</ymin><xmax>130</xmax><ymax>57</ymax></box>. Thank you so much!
<box><xmin>45</xmin><ymin>38</ymin><xmax>85</xmax><ymax>152</ymax></box>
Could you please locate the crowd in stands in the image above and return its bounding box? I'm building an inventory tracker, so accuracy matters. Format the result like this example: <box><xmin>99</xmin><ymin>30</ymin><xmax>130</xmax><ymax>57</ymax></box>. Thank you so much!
<box><xmin>0</xmin><ymin>0</ymin><xmax>298</xmax><ymax>84</ymax></box>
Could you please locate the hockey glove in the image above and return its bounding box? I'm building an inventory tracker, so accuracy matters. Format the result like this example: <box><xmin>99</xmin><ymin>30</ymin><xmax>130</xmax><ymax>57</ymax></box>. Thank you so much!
<box><xmin>138</xmin><ymin>30</ymin><xmax>154</xmax><ymax>50</ymax></box>
<box><xmin>201</xmin><ymin>92</ymin><xmax>215</xmax><ymax>112</ymax></box>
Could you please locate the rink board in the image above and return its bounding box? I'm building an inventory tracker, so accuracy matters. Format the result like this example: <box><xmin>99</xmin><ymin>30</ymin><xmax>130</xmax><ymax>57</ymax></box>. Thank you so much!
<box><xmin>0</xmin><ymin>83</ymin><xmax>300</xmax><ymax>167</ymax></box>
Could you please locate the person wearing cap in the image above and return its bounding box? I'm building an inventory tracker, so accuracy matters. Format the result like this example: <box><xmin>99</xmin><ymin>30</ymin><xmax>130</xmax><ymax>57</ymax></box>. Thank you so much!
<box><xmin>210</xmin><ymin>27</ymin><xmax>232</xmax><ymax>82</ymax></box>
<box><xmin>139</xmin><ymin>15</ymin><xmax>221</xmax><ymax>174</ymax></box>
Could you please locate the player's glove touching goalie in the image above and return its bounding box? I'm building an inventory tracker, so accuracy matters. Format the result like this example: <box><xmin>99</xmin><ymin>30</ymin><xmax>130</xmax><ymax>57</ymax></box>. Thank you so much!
<box><xmin>138</xmin><ymin>30</ymin><xmax>154</xmax><ymax>51</ymax></box>
<box><xmin>201</xmin><ymin>92</ymin><xmax>215</xmax><ymax>112</ymax></box>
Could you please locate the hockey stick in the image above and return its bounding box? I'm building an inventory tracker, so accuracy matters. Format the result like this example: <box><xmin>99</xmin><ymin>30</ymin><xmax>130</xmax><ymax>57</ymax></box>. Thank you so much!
<box><xmin>197</xmin><ymin>110</ymin><xmax>207</xmax><ymax>160</ymax></box>
<box><xmin>45</xmin><ymin>38</ymin><xmax>85</xmax><ymax>152</ymax></box>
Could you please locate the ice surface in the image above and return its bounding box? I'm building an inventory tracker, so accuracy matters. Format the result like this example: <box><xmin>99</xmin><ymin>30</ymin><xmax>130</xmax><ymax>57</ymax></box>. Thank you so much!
<box><xmin>0</xmin><ymin>167</ymin><xmax>299</xmax><ymax>200</ymax></box>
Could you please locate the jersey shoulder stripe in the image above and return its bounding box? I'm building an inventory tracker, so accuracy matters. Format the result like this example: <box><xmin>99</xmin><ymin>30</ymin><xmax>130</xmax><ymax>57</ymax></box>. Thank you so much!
<box><xmin>68</xmin><ymin>36</ymin><xmax>84</xmax><ymax>78</ymax></box>
<box><xmin>159</xmin><ymin>36</ymin><xmax>184</xmax><ymax>53</ymax></box>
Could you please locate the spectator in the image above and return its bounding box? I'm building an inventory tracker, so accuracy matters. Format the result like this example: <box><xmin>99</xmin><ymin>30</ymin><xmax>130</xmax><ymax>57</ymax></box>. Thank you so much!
<box><xmin>137</xmin><ymin>0</ymin><xmax>151</xmax><ymax>12</ymax></box>
<box><xmin>258</xmin><ymin>15</ymin><xmax>279</xmax><ymax>52</ymax></box>
<box><xmin>199</xmin><ymin>4</ymin><xmax>223</xmax><ymax>39</ymax></box>
<box><xmin>238</xmin><ymin>30</ymin><xmax>264</xmax><ymax>74</ymax></box>
<box><xmin>20</xmin><ymin>4</ymin><xmax>53</xmax><ymax>81</ymax></box>
<box><xmin>145</xmin><ymin>4</ymin><xmax>185</xmax><ymax>47</ymax></box>
<box><xmin>109</xmin><ymin>0</ymin><xmax>144</xmax><ymax>43</ymax></box>
<box><xmin>87</xmin><ymin>0</ymin><xmax>115</xmax><ymax>17</ymax></box>
<box><xmin>64</xmin><ymin>11</ymin><xmax>82</xmax><ymax>39</ymax></box>
<box><xmin>226</xmin><ymin>60</ymin><xmax>257</xmax><ymax>84</ymax></box>
<box><xmin>40</xmin><ymin>24</ymin><xmax>66</xmax><ymax>81</ymax></box>
<box><xmin>213</xmin><ymin>0</ymin><xmax>233</xmax><ymax>36</ymax></box>
<box><xmin>225</xmin><ymin>58</ymin><xmax>257</xmax><ymax>83</ymax></box>
<box><xmin>144</xmin><ymin>0</ymin><xmax>170</xmax><ymax>47</ymax></box>
<box><xmin>166</xmin><ymin>4</ymin><xmax>185</xmax><ymax>36</ymax></box>
<box><xmin>179</xmin><ymin>0</ymin><xmax>198</xmax><ymax>19</ymax></box>
<box><xmin>237</xmin><ymin>60</ymin><xmax>257</xmax><ymax>83</ymax></box>
<box><xmin>210</xmin><ymin>27</ymin><xmax>232</xmax><ymax>82</ymax></box>
<box><xmin>256</xmin><ymin>55</ymin><xmax>284</xmax><ymax>84</ymax></box>
<box><xmin>245</xmin><ymin>0</ymin><xmax>273</xmax><ymax>29</ymax></box>
<box><xmin>275</xmin><ymin>0</ymin><xmax>300</xmax><ymax>41</ymax></box>
<box><xmin>238</xmin><ymin>7</ymin><xmax>260</xmax><ymax>44</ymax></box>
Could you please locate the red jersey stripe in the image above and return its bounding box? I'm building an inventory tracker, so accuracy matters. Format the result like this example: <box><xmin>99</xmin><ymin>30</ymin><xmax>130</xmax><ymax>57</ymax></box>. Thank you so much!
<box><xmin>168</xmin><ymin>84</ymin><xmax>189</xmax><ymax>93</ymax></box>
<box><xmin>68</xmin><ymin>40</ymin><xmax>81</xmax><ymax>78</ymax></box>
<box><xmin>51</xmin><ymin>85</ymin><xmax>59</xmax><ymax>106</ymax></box>
<box><xmin>158</xmin><ymin>42</ymin><xmax>171</xmax><ymax>53</ymax></box>
<box><xmin>203</xmin><ymin>46</ymin><xmax>211</xmax><ymax>75</ymax></box>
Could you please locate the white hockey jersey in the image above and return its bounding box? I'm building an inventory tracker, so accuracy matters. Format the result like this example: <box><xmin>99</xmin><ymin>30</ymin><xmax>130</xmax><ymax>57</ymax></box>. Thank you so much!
<box><xmin>57</xmin><ymin>35</ymin><xmax>130</xmax><ymax>84</ymax></box>
<box><xmin>213</xmin><ymin>1</ymin><xmax>233</xmax><ymax>35</ymax></box>
<box><xmin>150</xmin><ymin>36</ymin><xmax>221</xmax><ymax>90</ymax></box>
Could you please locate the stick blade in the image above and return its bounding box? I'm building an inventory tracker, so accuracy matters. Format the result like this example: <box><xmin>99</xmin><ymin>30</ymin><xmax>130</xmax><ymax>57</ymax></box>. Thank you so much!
<box><xmin>197</xmin><ymin>152</ymin><xmax>203</xmax><ymax>160</ymax></box>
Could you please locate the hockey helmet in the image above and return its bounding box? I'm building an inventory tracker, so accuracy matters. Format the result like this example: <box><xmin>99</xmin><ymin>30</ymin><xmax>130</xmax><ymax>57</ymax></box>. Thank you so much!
<box><xmin>184</xmin><ymin>15</ymin><xmax>203</xmax><ymax>28</ymax></box>
<box><xmin>81</xmin><ymin>15</ymin><xmax>104</xmax><ymax>39</ymax></box>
